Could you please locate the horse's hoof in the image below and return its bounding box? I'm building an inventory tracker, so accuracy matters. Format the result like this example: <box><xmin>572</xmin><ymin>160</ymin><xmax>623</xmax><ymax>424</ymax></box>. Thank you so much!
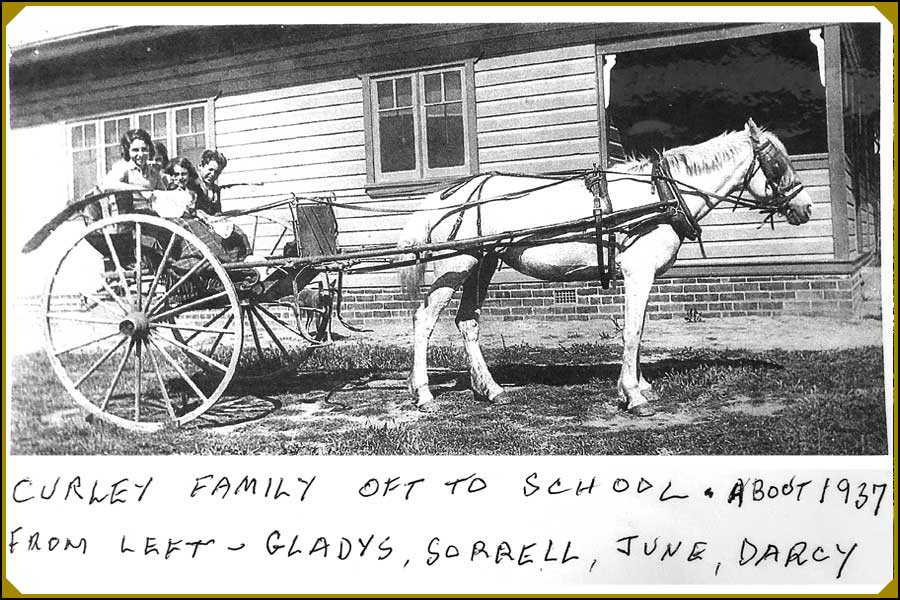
<box><xmin>416</xmin><ymin>400</ymin><xmax>439</xmax><ymax>413</ymax></box>
<box><xmin>474</xmin><ymin>390</ymin><xmax>509</xmax><ymax>404</ymax></box>
<box><xmin>627</xmin><ymin>403</ymin><xmax>656</xmax><ymax>417</ymax></box>
<box><xmin>491</xmin><ymin>391</ymin><xmax>511</xmax><ymax>404</ymax></box>
<box><xmin>640</xmin><ymin>388</ymin><xmax>660</xmax><ymax>402</ymax></box>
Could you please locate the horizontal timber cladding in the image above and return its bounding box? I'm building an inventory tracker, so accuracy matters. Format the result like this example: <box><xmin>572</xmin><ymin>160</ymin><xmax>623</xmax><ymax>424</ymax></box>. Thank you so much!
<box><xmin>475</xmin><ymin>44</ymin><xmax>601</xmax><ymax>174</ymax></box>
<box><xmin>14</xmin><ymin>24</ymin><xmax>849</xmax><ymax>295</ymax></box>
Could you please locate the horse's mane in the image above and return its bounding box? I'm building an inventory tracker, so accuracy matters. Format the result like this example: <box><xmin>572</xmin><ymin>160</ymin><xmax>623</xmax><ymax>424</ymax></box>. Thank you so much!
<box><xmin>620</xmin><ymin>129</ymin><xmax>761</xmax><ymax>176</ymax></box>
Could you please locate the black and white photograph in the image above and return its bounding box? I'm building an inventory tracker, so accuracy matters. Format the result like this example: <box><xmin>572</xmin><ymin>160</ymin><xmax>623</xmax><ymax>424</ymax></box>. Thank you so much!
<box><xmin>4</xmin><ymin>3</ymin><xmax>894</xmax><ymax>594</ymax></box>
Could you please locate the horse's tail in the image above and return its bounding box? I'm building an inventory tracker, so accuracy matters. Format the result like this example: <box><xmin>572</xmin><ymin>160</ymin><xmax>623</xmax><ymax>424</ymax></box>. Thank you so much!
<box><xmin>397</xmin><ymin>209</ymin><xmax>432</xmax><ymax>301</ymax></box>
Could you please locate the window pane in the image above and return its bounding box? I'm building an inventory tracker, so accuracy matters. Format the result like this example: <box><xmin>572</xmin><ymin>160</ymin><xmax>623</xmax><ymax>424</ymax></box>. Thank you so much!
<box><xmin>379</xmin><ymin>108</ymin><xmax>415</xmax><ymax>172</ymax></box>
<box><xmin>190</xmin><ymin>107</ymin><xmax>204</xmax><ymax>133</ymax></box>
<box><xmin>139</xmin><ymin>114</ymin><xmax>151</xmax><ymax>132</ymax></box>
<box><xmin>176</xmin><ymin>134</ymin><xmax>206</xmax><ymax>166</ymax></box>
<box><xmin>424</xmin><ymin>73</ymin><xmax>442</xmax><ymax>104</ymax></box>
<box><xmin>73</xmin><ymin>149</ymin><xmax>97</xmax><ymax>199</ymax></box>
<box><xmin>425</xmin><ymin>103</ymin><xmax>464</xmax><ymax>168</ymax></box>
<box><xmin>84</xmin><ymin>123</ymin><xmax>96</xmax><ymax>146</ymax></box>
<box><xmin>104</xmin><ymin>120</ymin><xmax>119</xmax><ymax>144</ymax></box>
<box><xmin>377</xmin><ymin>80</ymin><xmax>394</xmax><ymax>110</ymax></box>
<box><xmin>153</xmin><ymin>112</ymin><xmax>167</xmax><ymax>138</ymax></box>
<box><xmin>105</xmin><ymin>146</ymin><xmax>120</xmax><ymax>171</ymax></box>
<box><xmin>176</xmin><ymin>109</ymin><xmax>189</xmax><ymax>135</ymax></box>
<box><xmin>71</xmin><ymin>125</ymin><xmax>84</xmax><ymax>149</ymax></box>
<box><xmin>395</xmin><ymin>77</ymin><xmax>412</xmax><ymax>107</ymax></box>
<box><xmin>104</xmin><ymin>118</ymin><xmax>129</xmax><ymax>145</ymax></box>
<box><xmin>444</xmin><ymin>71</ymin><xmax>461</xmax><ymax>101</ymax></box>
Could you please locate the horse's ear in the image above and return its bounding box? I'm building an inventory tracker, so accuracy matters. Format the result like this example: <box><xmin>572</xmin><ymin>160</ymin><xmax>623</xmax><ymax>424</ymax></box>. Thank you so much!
<box><xmin>746</xmin><ymin>118</ymin><xmax>763</xmax><ymax>143</ymax></box>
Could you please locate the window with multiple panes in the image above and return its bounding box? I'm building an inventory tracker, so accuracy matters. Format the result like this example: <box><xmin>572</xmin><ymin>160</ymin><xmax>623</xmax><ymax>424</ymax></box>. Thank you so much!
<box><xmin>364</xmin><ymin>63</ymin><xmax>476</xmax><ymax>186</ymax></box>
<box><xmin>68</xmin><ymin>102</ymin><xmax>210</xmax><ymax>199</ymax></box>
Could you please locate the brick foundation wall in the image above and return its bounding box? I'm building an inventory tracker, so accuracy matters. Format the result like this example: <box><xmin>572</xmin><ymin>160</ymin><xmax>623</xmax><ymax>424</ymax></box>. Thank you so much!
<box><xmin>21</xmin><ymin>271</ymin><xmax>865</xmax><ymax>328</ymax></box>
<box><xmin>340</xmin><ymin>271</ymin><xmax>864</xmax><ymax>326</ymax></box>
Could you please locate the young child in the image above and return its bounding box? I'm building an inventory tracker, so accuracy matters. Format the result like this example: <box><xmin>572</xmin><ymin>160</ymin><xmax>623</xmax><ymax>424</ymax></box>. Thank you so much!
<box><xmin>163</xmin><ymin>157</ymin><xmax>199</xmax><ymax>216</ymax></box>
<box><xmin>152</xmin><ymin>142</ymin><xmax>170</xmax><ymax>187</ymax></box>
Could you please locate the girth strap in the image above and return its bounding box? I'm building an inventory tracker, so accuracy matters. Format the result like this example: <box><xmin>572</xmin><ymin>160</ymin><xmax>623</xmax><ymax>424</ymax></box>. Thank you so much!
<box><xmin>585</xmin><ymin>165</ymin><xmax>615</xmax><ymax>289</ymax></box>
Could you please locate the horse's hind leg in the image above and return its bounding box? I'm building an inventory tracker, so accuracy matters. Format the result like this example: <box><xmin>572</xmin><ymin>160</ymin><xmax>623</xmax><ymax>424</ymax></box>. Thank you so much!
<box><xmin>455</xmin><ymin>253</ymin><xmax>505</xmax><ymax>402</ymax></box>
<box><xmin>409</xmin><ymin>255</ymin><xmax>479</xmax><ymax>410</ymax></box>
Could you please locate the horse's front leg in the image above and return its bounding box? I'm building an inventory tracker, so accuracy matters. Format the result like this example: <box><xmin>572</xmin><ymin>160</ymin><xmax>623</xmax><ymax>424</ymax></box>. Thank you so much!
<box><xmin>638</xmin><ymin>361</ymin><xmax>658</xmax><ymax>400</ymax></box>
<box><xmin>617</xmin><ymin>261</ymin><xmax>657</xmax><ymax>417</ymax></box>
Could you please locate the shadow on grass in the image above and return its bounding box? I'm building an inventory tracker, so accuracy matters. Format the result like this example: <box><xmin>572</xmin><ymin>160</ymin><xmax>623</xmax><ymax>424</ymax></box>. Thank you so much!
<box><xmin>213</xmin><ymin>355</ymin><xmax>784</xmax><ymax>401</ymax></box>
<box><xmin>487</xmin><ymin>356</ymin><xmax>783</xmax><ymax>388</ymax></box>
<box><xmin>196</xmin><ymin>395</ymin><xmax>283</xmax><ymax>428</ymax></box>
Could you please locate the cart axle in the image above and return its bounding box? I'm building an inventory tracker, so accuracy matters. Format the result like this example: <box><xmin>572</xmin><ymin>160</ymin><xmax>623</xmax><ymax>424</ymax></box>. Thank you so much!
<box><xmin>119</xmin><ymin>311</ymin><xmax>151</xmax><ymax>339</ymax></box>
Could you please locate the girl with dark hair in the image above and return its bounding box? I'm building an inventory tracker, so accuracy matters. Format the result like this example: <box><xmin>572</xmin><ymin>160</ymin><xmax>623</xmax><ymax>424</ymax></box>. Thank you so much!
<box><xmin>101</xmin><ymin>128</ymin><xmax>165</xmax><ymax>192</ymax></box>
<box><xmin>163</xmin><ymin>156</ymin><xmax>200</xmax><ymax>216</ymax></box>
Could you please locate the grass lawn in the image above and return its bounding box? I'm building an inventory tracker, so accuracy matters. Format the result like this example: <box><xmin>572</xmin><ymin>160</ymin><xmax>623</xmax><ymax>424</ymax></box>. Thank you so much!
<box><xmin>9</xmin><ymin>343</ymin><xmax>888</xmax><ymax>455</ymax></box>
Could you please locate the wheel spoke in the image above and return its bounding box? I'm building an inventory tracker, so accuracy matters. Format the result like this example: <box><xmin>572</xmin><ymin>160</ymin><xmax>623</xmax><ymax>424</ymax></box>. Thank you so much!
<box><xmin>146</xmin><ymin>342</ymin><xmax>176</xmax><ymax>419</ymax></box>
<box><xmin>102</xmin><ymin>227</ymin><xmax>134</xmax><ymax>307</ymax></box>
<box><xmin>249</xmin><ymin>304</ymin><xmax>289</xmax><ymax>358</ymax></box>
<box><xmin>80</xmin><ymin>291</ymin><xmax>126</xmax><ymax>318</ymax></box>
<box><xmin>184</xmin><ymin>307</ymin><xmax>230</xmax><ymax>343</ymax></box>
<box><xmin>151</xmin><ymin>321</ymin><xmax>236</xmax><ymax>336</ymax></box>
<box><xmin>246</xmin><ymin>306</ymin><xmax>263</xmax><ymax>356</ymax></box>
<box><xmin>73</xmin><ymin>336</ymin><xmax>128</xmax><ymax>388</ymax></box>
<box><xmin>98</xmin><ymin>274</ymin><xmax>131</xmax><ymax>314</ymax></box>
<box><xmin>147</xmin><ymin>337</ymin><xmax>208</xmax><ymax>404</ymax></box>
<box><xmin>254</xmin><ymin>303</ymin><xmax>309</xmax><ymax>339</ymax></box>
<box><xmin>46</xmin><ymin>313</ymin><xmax>121</xmax><ymax>326</ymax></box>
<box><xmin>133</xmin><ymin>339</ymin><xmax>142</xmax><ymax>422</ymax></box>
<box><xmin>145</xmin><ymin>234</ymin><xmax>177</xmax><ymax>308</ymax></box>
<box><xmin>99</xmin><ymin>338</ymin><xmax>135</xmax><ymax>412</ymax></box>
<box><xmin>209</xmin><ymin>314</ymin><xmax>235</xmax><ymax>357</ymax></box>
<box><xmin>147</xmin><ymin>257</ymin><xmax>210</xmax><ymax>316</ymax></box>
<box><xmin>135</xmin><ymin>223</ymin><xmax>143</xmax><ymax>311</ymax></box>
<box><xmin>155</xmin><ymin>333</ymin><xmax>229</xmax><ymax>372</ymax></box>
<box><xmin>55</xmin><ymin>331</ymin><xmax>120</xmax><ymax>356</ymax></box>
<box><xmin>150</xmin><ymin>291</ymin><xmax>228</xmax><ymax>323</ymax></box>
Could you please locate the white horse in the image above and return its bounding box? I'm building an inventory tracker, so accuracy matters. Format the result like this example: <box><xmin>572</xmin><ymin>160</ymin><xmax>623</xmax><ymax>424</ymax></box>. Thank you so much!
<box><xmin>398</xmin><ymin>120</ymin><xmax>813</xmax><ymax>416</ymax></box>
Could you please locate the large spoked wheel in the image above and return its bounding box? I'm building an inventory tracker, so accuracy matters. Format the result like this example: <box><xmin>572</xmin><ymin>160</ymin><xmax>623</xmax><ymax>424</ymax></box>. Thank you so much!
<box><xmin>42</xmin><ymin>214</ymin><xmax>244</xmax><ymax>432</ymax></box>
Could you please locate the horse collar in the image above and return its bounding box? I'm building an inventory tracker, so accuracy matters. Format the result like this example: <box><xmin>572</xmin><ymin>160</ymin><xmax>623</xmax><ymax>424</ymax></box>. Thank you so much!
<box><xmin>651</xmin><ymin>157</ymin><xmax>704</xmax><ymax>253</ymax></box>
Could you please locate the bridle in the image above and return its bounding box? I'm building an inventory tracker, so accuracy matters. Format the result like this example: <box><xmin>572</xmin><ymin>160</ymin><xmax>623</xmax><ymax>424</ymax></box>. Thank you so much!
<box><xmin>731</xmin><ymin>123</ymin><xmax>806</xmax><ymax>225</ymax></box>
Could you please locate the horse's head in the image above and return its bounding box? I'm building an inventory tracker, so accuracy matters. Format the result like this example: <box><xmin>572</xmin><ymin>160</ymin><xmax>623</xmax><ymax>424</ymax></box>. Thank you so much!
<box><xmin>744</xmin><ymin>119</ymin><xmax>813</xmax><ymax>225</ymax></box>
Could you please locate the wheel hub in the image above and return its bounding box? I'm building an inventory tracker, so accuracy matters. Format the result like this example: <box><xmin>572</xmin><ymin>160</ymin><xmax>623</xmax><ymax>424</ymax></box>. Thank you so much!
<box><xmin>119</xmin><ymin>311</ymin><xmax>151</xmax><ymax>339</ymax></box>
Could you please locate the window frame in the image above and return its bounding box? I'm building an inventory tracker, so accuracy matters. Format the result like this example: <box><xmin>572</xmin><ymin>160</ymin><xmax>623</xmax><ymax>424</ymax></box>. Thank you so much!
<box><xmin>66</xmin><ymin>99</ymin><xmax>214</xmax><ymax>199</ymax></box>
<box><xmin>362</xmin><ymin>60</ymin><xmax>478</xmax><ymax>195</ymax></box>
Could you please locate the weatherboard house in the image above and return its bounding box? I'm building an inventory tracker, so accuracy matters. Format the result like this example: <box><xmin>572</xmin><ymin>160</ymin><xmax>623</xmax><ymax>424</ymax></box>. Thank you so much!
<box><xmin>9</xmin><ymin>22</ymin><xmax>881</xmax><ymax>322</ymax></box>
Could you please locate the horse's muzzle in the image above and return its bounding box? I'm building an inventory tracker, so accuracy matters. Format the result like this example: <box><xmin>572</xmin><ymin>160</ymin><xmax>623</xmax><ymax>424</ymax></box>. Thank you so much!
<box><xmin>786</xmin><ymin>191</ymin><xmax>813</xmax><ymax>225</ymax></box>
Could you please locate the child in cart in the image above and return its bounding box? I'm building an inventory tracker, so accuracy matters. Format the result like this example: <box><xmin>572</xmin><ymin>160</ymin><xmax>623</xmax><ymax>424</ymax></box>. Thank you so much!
<box><xmin>162</xmin><ymin>154</ymin><xmax>251</xmax><ymax>264</ymax></box>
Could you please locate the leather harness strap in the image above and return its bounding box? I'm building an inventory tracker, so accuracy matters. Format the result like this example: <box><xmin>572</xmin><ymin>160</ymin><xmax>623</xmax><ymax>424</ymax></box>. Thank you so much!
<box><xmin>585</xmin><ymin>165</ymin><xmax>615</xmax><ymax>289</ymax></box>
<box><xmin>652</xmin><ymin>157</ymin><xmax>707</xmax><ymax>258</ymax></box>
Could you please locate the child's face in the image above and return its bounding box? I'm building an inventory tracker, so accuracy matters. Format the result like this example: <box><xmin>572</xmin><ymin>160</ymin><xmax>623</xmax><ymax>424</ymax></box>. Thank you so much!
<box><xmin>199</xmin><ymin>160</ymin><xmax>222</xmax><ymax>186</ymax></box>
<box><xmin>128</xmin><ymin>139</ymin><xmax>151</xmax><ymax>168</ymax></box>
<box><xmin>170</xmin><ymin>165</ymin><xmax>191</xmax><ymax>189</ymax></box>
